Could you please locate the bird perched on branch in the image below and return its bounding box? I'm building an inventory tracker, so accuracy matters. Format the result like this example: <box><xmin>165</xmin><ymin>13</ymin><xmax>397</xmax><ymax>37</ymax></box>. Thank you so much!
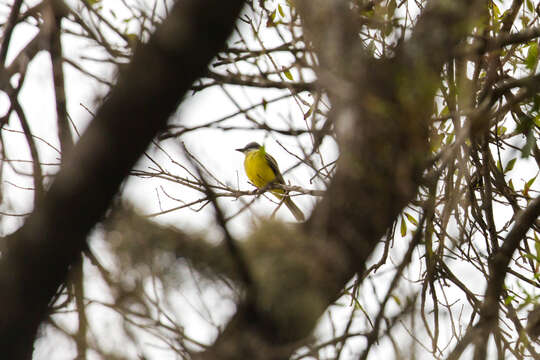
<box><xmin>236</xmin><ymin>142</ymin><xmax>305</xmax><ymax>221</ymax></box>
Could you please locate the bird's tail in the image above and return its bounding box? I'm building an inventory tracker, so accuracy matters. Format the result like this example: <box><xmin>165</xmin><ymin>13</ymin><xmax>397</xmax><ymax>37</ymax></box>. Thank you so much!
<box><xmin>284</xmin><ymin>196</ymin><xmax>305</xmax><ymax>222</ymax></box>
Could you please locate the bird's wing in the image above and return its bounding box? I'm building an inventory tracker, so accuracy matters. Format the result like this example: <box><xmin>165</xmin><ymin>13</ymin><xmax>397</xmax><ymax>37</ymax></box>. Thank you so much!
<box><xmin>265</xmin><ymin>153</ymin><xmax>285</xmax><ymax>184</ymax></box>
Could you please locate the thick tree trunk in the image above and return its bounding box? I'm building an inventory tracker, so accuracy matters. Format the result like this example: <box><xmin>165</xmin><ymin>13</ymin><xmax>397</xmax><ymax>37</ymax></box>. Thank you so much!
<box><xmin>0</xmin><ymin>1</ymin><xmax>244</xmax><ymax>358</ymax></box>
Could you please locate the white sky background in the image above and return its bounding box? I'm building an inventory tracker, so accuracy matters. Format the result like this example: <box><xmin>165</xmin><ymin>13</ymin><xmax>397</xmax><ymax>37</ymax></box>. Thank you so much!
<box><xmin>1</xmin><ymin>0</ymin><xmax>539</xmax><ymax>359</ymax></box>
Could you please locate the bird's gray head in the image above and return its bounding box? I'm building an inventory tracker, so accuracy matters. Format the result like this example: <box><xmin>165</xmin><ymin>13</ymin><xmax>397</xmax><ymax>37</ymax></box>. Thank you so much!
<box><xmin>236</xmin><ymin>142</ymin><xmax>261</xmax><ymax>153</ymax></box>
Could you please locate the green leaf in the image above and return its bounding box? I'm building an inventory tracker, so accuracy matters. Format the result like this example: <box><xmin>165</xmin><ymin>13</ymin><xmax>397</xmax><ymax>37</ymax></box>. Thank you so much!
<box><xmin>497</xmin><ymin>126</ymin><xmax>507</xmax><ymax>136</ymax></box>
<box><xmin>526</xmin><ymin>42</ymin><xmax>538</xmax><ymax>71</ymax></box>
<box><xmin>524</xmin><ymin>173</ymin><xmax>538</xmax><ymax>197</ymax></box>
<box><xmin>283</xmin><ymin>69</ymin><xmax>293</xmax><ymax>80</ymax></box>
<box><xmin>262</xmin><ymin>98</ymin><xmax>267</xmax><ymax>111</ymax></box>
<box><xmin>125</xmin><ymin>33</ymin><xmax>138</xmax><ymax>47</ymax></box>
<box><xmin>303</xmin><ymin>107</ymin><xmax>312</xmax><ymax>120</ymax></box>
<box><xmin>278</xmin><ymin>4</ymin><xmax>285</xmax><ymax>17</ymax></box>
<box><xmin>266</xmin><ymin>12</ymin><xmax>277</xmax><ymax>27</ymax></box>
<box><xmin>504</xmin><ymin>295</ymin><xmax>515</xmax><ymax>305</ymax></box>
<box><xmin>430</xmin><ymin>133</ymin><xmax>444</xmax><ymax>152</ymax></box>
<box><xmin>516</xmin><ymin>114</ymin><xmax>534</xmax><ymax>134</ymax></box>
<box><xmin>527</xmin><ymin>0</ymin><xmax>534</xmax><ymax>12</ymax></box>
<box><xmin>400</xmin><ymin>217</ymin><xmax>407</xmax><ymax>237</ymax></box>
<box><xmin>388</xmin><ymin>0</ymin><xmax>397</xmax><ymax>17</ymax></box>
<box><xmin>404</xmin><ymin>212</ymin><xmax>418</xmax><ymax>226</ymax></box>
<box><xmin>533</xmin><ymin>95</ymin><xmax>540</xmax><ymax>112</ymax></box>
<box><xmin>367</xmin><ymin>40</ymin><xmax>376</xmax><ymax>55</ymax></box>
<box><xmin>523</xmin><ymin>253</ymin><xmax>537</xmax><ymax>261</ymax></box>
<box><xmin>439</xmin><ymin>105</ymin><xmax>449</xmax><ymax>117</ymax></box>
<box><xmin>521</xmin><ymin>15</ymin><xmax>531</xmax><ymax>28</ymax></box>
<box><xmin>392</xmin><ymin>294</ymin><xmax>401</xmax><ymax>306</ymax></box>
<box><xmin>521</xmin><ymin>131</ymin><xmax>536</xmax><ymax>158</ymax></box>
<box><xmin>508</xmin><ymin>178</ymin><xmax>514</xmax><ymax>190</ymax></box>
<box><xmin>492</xmin><ymin>2</ymin><xmax>500</xmax><ymax>18</ymax></box>
<box><xmin>85</xmin><ymin>0</ymin><xmax>101</xmax><ymax>5</ymax></box>
<box><xmin>383</xmin><ymin>22</ymin><xmax>393</xmax><ymax>37</ymax></box>
<box><xmin>445</xmin><ymin>132</ymin><xmax>455</xmax><ymax>145</ymax></box>
<box><xmin>504</xmin><ymin>158</ymin><xmax>517</xmax><ymax>173</ymax></box>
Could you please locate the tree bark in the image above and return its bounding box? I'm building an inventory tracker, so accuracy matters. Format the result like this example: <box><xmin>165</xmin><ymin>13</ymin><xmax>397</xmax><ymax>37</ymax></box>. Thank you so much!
<box><xmin>0</xmin><ymin>1</ymin><xmax>244</xmax><ymax>358</ymax></box>
<box><xmin>195</xmin><ymin>1</ymin><xmax>483</xmax><ymax>358</ymax></box>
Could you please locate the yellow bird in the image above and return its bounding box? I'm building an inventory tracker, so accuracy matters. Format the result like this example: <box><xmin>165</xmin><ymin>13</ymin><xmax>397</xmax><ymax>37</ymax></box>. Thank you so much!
<box><xmin>236</xmin><ymin>142</ymin><xmax>305</xmax><ymax>221</ymax></box>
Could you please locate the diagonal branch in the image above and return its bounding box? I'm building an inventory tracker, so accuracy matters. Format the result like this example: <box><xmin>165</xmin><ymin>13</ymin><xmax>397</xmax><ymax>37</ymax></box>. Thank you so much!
<box><xmin>0</xmin><ymin>1</ymin><xmax>245</xmax><ymax>358</ymax></box>
<box><xmin>473</xmin><ymin>195</ymin><xmax>540</xmax><ymax>359</ymax></box>
<box><xmin>45</xmin><ymin>0</ymin><xmax>74</xmax><ymax>155</ymax></box>
<box><xmin>0</xmin><ymin>0</ymin><xmax>24</xmax><ymax>66</ymax></box>
<box><xmin>196</xmin><ymin>1</ymin><xmax>484</xmax><ymax>359</ymax></box>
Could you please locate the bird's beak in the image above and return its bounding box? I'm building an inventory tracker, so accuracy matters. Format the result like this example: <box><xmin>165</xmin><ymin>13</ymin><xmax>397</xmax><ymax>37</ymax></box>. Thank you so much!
<box><xmin>235</xmin><ymin>147</ymin><xmax>245</xmax><ymax>153</ymax></box>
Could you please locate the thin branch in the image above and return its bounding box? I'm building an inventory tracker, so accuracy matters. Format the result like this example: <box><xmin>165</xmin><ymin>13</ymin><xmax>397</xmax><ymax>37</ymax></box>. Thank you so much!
<box><xmin>0</xmin><ymin>0</ymin><xmax>24</xmax><ymax>66</ymax></box>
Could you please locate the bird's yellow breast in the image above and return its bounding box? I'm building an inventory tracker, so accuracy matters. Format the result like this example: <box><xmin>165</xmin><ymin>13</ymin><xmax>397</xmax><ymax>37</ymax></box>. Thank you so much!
<box><xmin>244</xmin><ymin>149</ymin><xmax>277</xmax><ymax>189</ymax></box>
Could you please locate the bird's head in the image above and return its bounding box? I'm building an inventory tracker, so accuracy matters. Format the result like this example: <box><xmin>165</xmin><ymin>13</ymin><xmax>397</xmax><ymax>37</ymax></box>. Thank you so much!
<box><xmin>236</xmin><ymin>142</ymin><xmax>261</xmax><ymax>154</ymax></box>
